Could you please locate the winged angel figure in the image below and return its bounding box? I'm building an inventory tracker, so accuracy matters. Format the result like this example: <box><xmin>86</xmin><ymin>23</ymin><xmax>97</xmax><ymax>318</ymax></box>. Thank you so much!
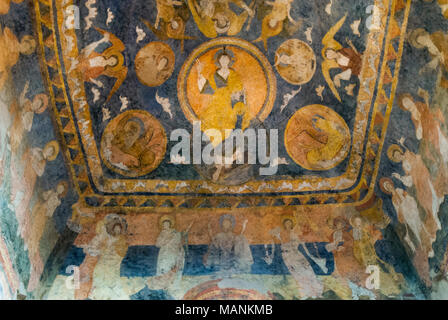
<box><xmin>76</xmin><ymin>28</ymin><xmax>128</xmax><ymax>103</ymax></box>
<box><xmin>321</xmin><ymin>14</ymin><xmax>363</xmax><ymax>102</ymax></box>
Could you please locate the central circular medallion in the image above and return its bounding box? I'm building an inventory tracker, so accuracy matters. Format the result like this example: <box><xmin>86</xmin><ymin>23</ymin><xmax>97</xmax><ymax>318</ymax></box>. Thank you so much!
<box><xmin>178</xmin><ymin>37</ymin><xmax>276</xmax><ymax>146</ymax></box>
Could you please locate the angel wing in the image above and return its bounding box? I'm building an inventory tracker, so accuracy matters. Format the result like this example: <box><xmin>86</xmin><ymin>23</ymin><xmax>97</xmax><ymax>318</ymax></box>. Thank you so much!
<box><xmin>322</xmin><ymin>58</ymin><xmax>341</xmax><ymax>101</ymax></box>
<box><xmin>103</xmin><ymin>64</ymin><xmax>127</xmax><ymax>103</ymax></box>
<box><xmin>142</xmin><ymin>18</ymin><xmax>169</xmax><ymax>40</ymax></box>
<box><xmin>321</xmin><ymin>14</ymin><xmax>347</xmax><ymax>102</ymax></box>
<box><xmin>94</xmin><ymin>27</ymin><xmax>125</xmax><ymax>53</ymax></box>
<box><xmin>186</xmin><ymin>0</ymin><xmax>217</xmax><ymax>38</ymax></box>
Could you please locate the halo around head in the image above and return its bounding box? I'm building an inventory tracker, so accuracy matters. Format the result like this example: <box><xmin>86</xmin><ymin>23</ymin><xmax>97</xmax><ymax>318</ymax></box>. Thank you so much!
<box><xmin>33</xmin><ymin>94</ymin><xmax>49</xmax><ymax>114</ymax></box>
<box><xmin>159</xmin><ymin>215</ymin><xmax>175</xmax><ymax>229</ymax></box>
<box><xmin>125</xmin><ymin>117</ymin><xmax>146</xmax><ymax>138</ymax></box>
<box><xmin>379</xmin><ymin>177</ymin><xmax>394</xmax><ymax>195</ymax></box>
<box><xmin>43</xmin><ymin>141</ymin><xmax>60</xmax><ymax>161</ymax></box>
<box><xmin>219</xmin><ymin>214</ymin><xmax>236</xmax><ymax>229</ymax></box>
<box><xmin>387</xmin><ymin>144</ymin><xmax>404</xmax><ymax>163</ymax></box>
<box><xmin>397</xmin><ymin>93</ymin><xmax>416</xmax><ymax>112</ymax></box>
<box><xmin>105</xmin><ymin>214</ymin><xmax>128</xmax><ymax>236</ymax></box>
<box><xmin>327</xmin><ymin>215</ymin><xmax>348</xmax><ymax>230</ymax></box>
<box><xmin>20</xmin><ymin>35</ymin><xmax>36</xmax><ymax>55</ymax></box>
<box><xmin>408</xmin><ymin>28</ymin><xmax>428</xmax><ymax>50</ymax></box>
<box><xmin>281</xmin><ymin>215</ymin><xmax>297</xmax><ymax>228</ymax></box>
<box><xmin>349</xmin><ymin>214</ymin><xmax>366</xmax><ymax>228</ymax></box>
<box><xmin>56</xmin><ymin>181</ymin><xmax>69</xmax><ymax>198</ymax></box>
<box><xmin>104</xmin><ymin>51</ymin><xmax>124</xmax><ymax>71</ymax></box>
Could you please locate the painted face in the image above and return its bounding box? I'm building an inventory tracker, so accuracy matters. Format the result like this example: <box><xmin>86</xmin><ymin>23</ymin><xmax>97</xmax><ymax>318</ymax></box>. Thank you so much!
<box><xmin>19</xmin><ymin>37</ymin><xmax>36</xmax><ymax>55</ymax></box>
<box><xmin>216</xmin><ymin>15</ymin><xmax>229</xmax><ymax>28</ymax></box>
<box><xmin>157</xmin><ymin>57</ymin><xmax>169</xmax><ymax>71</ymax></box>
<box><xmin>32</xmin><ymin>97</ymin><xmax>44</xmax><ymax>112</ymax></box>
<box><xmin>56</xmin><ymin>183</ymin><xmax>66</xmax><ymax>195</ymax></box>
<box><xmin>297</xmin><ymin>59</ymin><xmax>310</xmax><ymax>70</ymax></box>
<box><xmin>283</xmin><ymin>219</ymin><xmax>293</xmax><ymax>230</ymax></box>
<box><xmin>416</xmin><ymin>33</ymin><xmax>431</xmax><ymax>48</ymax></box>
<box><xmin>393</xmin><ymin>150</ymin><xmax>404</xmax><ymax>162</ymax></box>
<box><xmin>268</xmin><ymin>18</ymin><xmax>279</xmax><ymax>28</ymax></box>
<box><xmin>106</xmin><ymin>56</ymin><xmax>118</xmax><ymax>67</ymax></box>
<box><xmin>113</xmin><ymin>224</ymin><xmax>122</xmax><ymax>236</ymax></box>
<box><xmin>354</xmin><ymin>218</ymin><xmax>362</xmax><ymax>228</ymax></box>
<box><xmin>384</xmin><ymin>181</ymin><xmax>394</xmax><ymax>194</ymax></box>
<box><xmin>171</xmin><ymin>19</ymin><xmax>179</xmax><ymax>30</ymax></box>
<box><xmin>335</xmin><ymin>221</ymin><xmax>344</xmax><ymax>230</ymax></box>
<box><xmin>221</xmin><ymin>218</ymin><xmax>233</xmax><ymax>232</ymax></box>
<box><xmin>123</xmin><ymin>120</ymin><xmax>142</xmax><ymax>147</ymax></box>
<box><xmin>325</xmin><ymin>49</ymin><xmax>339</xmax><ymax>60</ymax></box>
<box><xmin>44</xmin><ymin>146</ymin><xmax>55</xmax><ymax>159</ymax></box>
<box><xmin>214</xmin><ymin>13</ymin><xmax>230</xmax><ymax>33</ymax></box>
<box><xmin>162</xmin><ymin>220</ymin><xmax>171</xmax><ymax>230</ymax></box>
<box><xmin>218</xmin><ymin>54</ymin><xmax>231</xmax><ymax>69</ymax></box>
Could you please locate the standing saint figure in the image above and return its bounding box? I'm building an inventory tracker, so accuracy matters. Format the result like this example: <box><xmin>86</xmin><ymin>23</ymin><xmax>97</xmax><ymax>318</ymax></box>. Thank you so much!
<box><xmin>326</xmin><ymin>216</ymin><xmax>366</xmax><ymax>286</ymax></box>
<box><xmin>87</xmin><ymin>214</ymin><xmax>144</xmax><ymax>300</ymax></box>
<box><xmin>89</xmin><ymin>215</ymin><xmax>128</xmax><ymax>299</ymax></box>
<box><xmin>270</xmin><ymin>216</ymin><xmax>324</xmax><ymax>299</ymax></box>
<box><xmin>380</xmin><ymin>177</ymin><xmax>434</xmax><ymax>286</ymax></box>
<box><xmin>349</xmin><ymin>215</ymin><xmax>404</xmax><ymax>296</ymax></box>
<box><xmin>398</xmin><ymin>91</ymin><xmax>448</xmax><ymax>165</ymax></box>
<box><xmin>204</xmin><ymin>214</ymin><xmax>253</xmax><ymax>274</ymax></box>
<box><xmin>10</xmin><ymin>82</ymin><xmax>48</xmax><ymax>153</ymax></box>
<box><xmin>398</xmin><ymin>91</ymin><xmax>448</xmax><ymax>196</ymax></box>
<box><xmin>388</xmin><ymin>144</ymin><xmax>444</xmax><ymax>237</ymax></box>
<box><xmin>0</xmin><ymin>27</ymin><xmax>35</xmax><ymax>90</ymax></box>
<box><xmin>380</xmin><ymin>177</ymin><xmax>433</xmax><ymax>256</ymax></box>
<box><xmin>149</xmin><ymin>215</ymin><xmax>194</xmax><ymax>290</ymax></box>
<box><xmin>26</xmin><ymin>181</ymin><xmax>68</xmax><ymax>292</ymax></box>
<box><xmin>10</xmin><ymin>140</ymin><xmax>59</xmax><ymax>231</ymax></box>
<box><xmin>196</xmin><ymin>47</ymin><xmax>249</xmax><ymax>147</ymax></box>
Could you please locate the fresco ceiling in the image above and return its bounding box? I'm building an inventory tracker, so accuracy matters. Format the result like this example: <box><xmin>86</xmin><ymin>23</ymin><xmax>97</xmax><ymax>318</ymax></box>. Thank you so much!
<box><xmin>1</xmin><ymin>0</ymin><xmax>448</xmax><ymax>301</ymax></box>
<box><xmin>38</xmin><ymin>0</ymin><xmax>406</xmax><ymax>211</ymax></box>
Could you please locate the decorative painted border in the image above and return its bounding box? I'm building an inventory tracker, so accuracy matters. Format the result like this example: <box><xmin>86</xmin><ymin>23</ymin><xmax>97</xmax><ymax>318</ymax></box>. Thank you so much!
<box><xmin>33</xmin><ymin>0</ymin><xmax>411</xmax><ymax>210</ymax></box>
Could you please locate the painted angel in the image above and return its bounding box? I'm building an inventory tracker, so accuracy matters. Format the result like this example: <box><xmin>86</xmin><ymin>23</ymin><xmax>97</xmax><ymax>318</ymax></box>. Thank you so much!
<box><xmin>0</xmin><ymin>27</ymin><xmax>35</xmax><ymax>90</ymax></box>
<box><xmin>9</xmin><ymin>82</ymin><xmax>48</xmax><ymax>153</ymax></box>
<box><xmin>322</xmin><ymin>14</ymin><xmax>363</xmax><ymax>102</ymax></box>
<box><xmin>269</xmin><ymin>216</ymin><xmax>324</xmax><ymax>299</ymax></box>
<box><xmin>408</xmin><ymin>28</ymin><xmax>448</xmax><ymax>90</ymax></box>
<box><xmin>253</xmin><ymin>0</ymin><xmax>300</xmax><ymax>51</ymax></box>
<box><xmin>143</xmin><ymin>0</ymin><xmax>194</xmax><ymax>51</ymax></box>
<box><xmin>76</xmin><ymin>28</ymin><xmax>127</xmax><ymax>103</ymax></box>
<box><xmin>187</xmin><ymin>0</ymin><xmax>254</xmax><ymax>38</ymax></box>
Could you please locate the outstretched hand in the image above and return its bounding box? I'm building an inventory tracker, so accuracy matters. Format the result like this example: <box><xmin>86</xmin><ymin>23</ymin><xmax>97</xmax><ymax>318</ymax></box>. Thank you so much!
<box><xmin>195</xmin><ymin>59</ymin><xmax>204</xmax><ymax>75</ymax></box>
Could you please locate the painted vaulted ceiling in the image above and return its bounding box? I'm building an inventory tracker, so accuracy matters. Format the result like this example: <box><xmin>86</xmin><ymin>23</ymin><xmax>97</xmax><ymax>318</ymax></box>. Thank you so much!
<box><xmin>0</xmin><ymin>0</ymin><xmax>448</xmax><ymax>300</ymax></box>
